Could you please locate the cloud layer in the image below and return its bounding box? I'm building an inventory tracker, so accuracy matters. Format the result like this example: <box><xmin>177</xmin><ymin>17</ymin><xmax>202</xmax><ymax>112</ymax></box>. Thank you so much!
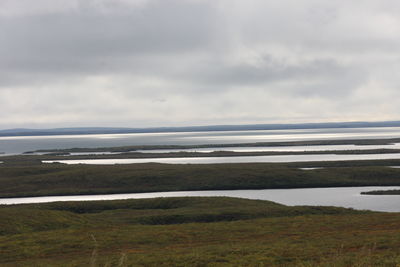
<box><xmin>1</xmin><ymin>0</ymin><xmax>400</xmax><ymax>128</ymax></box>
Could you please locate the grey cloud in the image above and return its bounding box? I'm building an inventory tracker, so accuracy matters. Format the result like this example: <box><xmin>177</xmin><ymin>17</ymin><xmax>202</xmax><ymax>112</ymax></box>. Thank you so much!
<box><xmin>178</xmin><ymin>57</ymin><xmax>367</xmax><ymax>98</ymax></box>
<box><xmin>1</xmin><ymin>0</ymin><xmax>400</xmax><ymax>128</ymax></box>
<box><xmin>0</xmin><ymin>0</ymin><xmax>220</xmax><ymax>77</ymax></box>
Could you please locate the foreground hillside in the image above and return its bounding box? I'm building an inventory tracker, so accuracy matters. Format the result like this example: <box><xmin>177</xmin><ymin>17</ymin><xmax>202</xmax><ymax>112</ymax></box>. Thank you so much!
<box><xmin>1</xmin><ymin>197</ymin><xmax>399</xmax><ymax>266</ymax></box>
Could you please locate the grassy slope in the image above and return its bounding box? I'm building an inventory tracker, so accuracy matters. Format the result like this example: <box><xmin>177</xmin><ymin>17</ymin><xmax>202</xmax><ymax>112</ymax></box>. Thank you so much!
<box><xmin>1</xmin><ymin>162</ymin><xmax>400</xmax><ymax>198</ymax></box>
<box><xmin>1</xmin><ymin>197</ymin><xmax>399</xmax><ymax>266</ymax></box>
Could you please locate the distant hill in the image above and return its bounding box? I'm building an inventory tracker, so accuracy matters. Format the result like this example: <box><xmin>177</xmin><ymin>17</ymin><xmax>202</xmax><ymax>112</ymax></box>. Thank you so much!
<box><xmin>1</xmin><ymin>121</ymin><xmax>400</xmax><ymax>137</ymax></box>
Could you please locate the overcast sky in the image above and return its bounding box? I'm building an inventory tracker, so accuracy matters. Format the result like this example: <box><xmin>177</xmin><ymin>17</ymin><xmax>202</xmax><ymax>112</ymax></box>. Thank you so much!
<box><xmin>1</xmin><ymin>0</ymin><xmax>400</xmax><ymax>129</ymax></box>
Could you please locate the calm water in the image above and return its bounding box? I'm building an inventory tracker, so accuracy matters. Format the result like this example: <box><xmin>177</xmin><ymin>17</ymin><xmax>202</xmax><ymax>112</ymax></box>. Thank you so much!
<box><xmin>32</xmin><ymin>143</ymin><xmax>400</xmax><ymax>157</ymax></box>
<box><xmin>2</xmin><ymin>186</ymin><xmax>400</xmax><ymax>212</ymax></box>
<box><xmin>43</xmin><ymin>153</ymin><xmax>400</xmax><ymax>165</ymax></box>
<box><xmin>135</xmin><ymin>143</ymin><xmax>400</xmax><ymax>153</ymax></box>
<box><xmin>2</xmin><ymin>127</ymin><xmax>400</xmax><ymax>154</ymax></box>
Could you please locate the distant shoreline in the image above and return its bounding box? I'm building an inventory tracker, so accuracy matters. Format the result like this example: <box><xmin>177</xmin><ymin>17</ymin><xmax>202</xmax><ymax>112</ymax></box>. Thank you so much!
<box><xmin>25</xmin><ymin>137</ymin><xmax>400</xmax><ymax>154</ymax></box>
<box><xmin>2</xmin><ymin>120</ymin><xmax>400</xmax><ymax>137</ymax></box>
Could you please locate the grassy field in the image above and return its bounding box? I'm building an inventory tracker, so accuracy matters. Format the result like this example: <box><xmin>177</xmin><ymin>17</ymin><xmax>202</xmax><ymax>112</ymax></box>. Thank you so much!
<box><xmin>1</xmin><ymin>162</ymin><xmax>400</xmax><ymax>198</ymax></box>
<box><xmin>0</xmin><ymin>162</ymin><xmax>400</xmax><ymax>197</ymax></box>
<box><xmin>1</xmin><ymin>197</ymin><xmax>400</xmax><ymax>266</ymax></box>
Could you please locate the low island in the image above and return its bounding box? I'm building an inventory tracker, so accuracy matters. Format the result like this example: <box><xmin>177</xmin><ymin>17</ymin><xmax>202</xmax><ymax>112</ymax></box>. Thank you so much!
<box><xmin>361</xmin><ymin>189</ymin><xmax>400</xmax><ymax>195</ymax></box>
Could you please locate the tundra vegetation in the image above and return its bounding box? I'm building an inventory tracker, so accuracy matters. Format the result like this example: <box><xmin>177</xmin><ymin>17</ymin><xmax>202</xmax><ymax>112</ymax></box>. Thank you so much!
<box><xmin>1</xmin><ymin>161</ymin><xmax>400</xmax><ymax>198</ymax></box>
<box><xmin>1</xmin><ymin>197</ymin><xmax>400</xmax><ymax>266</ymax></box>
<box><xmin>2</xmin><ymin>139</ymin><xmax>400</xmax><ymax>266</ymax></box>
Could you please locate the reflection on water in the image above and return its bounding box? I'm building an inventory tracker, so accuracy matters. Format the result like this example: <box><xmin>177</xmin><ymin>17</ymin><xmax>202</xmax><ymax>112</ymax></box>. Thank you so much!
<box><xmin>68</xmin><ymin>152</ymin><xmax>122</xmax><ymax>156</ymax></box>
<box><xmin>135</xmin><ymin>143</ymin><xmax>400</xmax><ymax>153</ymax></box>
<box><xmin>43</xmin><ymin>153</ymin><xmax>400</xmax><ymax>165</ymax></box>
<box><xmin>2</xmin><ymin>127</ymin><xmax>400</xmax><ymax>154</ymax></box>
<box><xmin>2</xmin><ymin>186</ymin><xmax>400</xmax><ymax>212</ymax></box>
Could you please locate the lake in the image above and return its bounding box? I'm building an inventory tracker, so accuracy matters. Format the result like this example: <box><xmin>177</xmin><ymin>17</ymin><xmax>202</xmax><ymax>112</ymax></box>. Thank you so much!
<box><xmin>43</xmin><ymin>153</ymin><xmax>400</xmax><ymax>164</ymax></box>
<box><xmin>2</xmin><ymin>126</ymin><xmax>400</xmax><ymax>154</ymax></box>
<box><xmin>135</xmin><ymin>143</ymin><xmax>400</xmax><ymax>153</ymax></box>
<box><xmin>2</xmin><ymin>186</ymin><xmax>400</xmax><ymax>212</ymax></box>
<box><xmin>30</xmin><ymin>143</ymin><xmax>400</xmax><ymax>157</ymax></box>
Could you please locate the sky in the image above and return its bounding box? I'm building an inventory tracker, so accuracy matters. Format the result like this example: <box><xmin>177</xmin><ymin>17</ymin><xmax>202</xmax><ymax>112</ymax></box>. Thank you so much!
<box><xmin>1</xmin><ymin>0</ymin><xmax>400</xmax><ymax>129</ymax></box>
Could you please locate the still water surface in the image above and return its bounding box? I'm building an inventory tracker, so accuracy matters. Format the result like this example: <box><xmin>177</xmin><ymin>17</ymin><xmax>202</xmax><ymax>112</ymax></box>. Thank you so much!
<box><xmin>135</xmin><ymin>144</ymin><xmax>400</xmax><ymax>153</ymax></box>
<box><xmin>43</xmin><ymin>153</ymin><xmax>400</xmax><ymax>164</ymax></box>
<box><xmin>2</xmin><ymin>186</ymin><xmax>400</xmax><ymax>212</ymax></box>
<box><xmin>2</xmin><ymin>127</ymin><xmax>400</xmax><ymax>154</ymax></box>
<box><xmin>33</xmin><ymin>143</ymin><xmax>400</xmax><ymax>156</ymax></box>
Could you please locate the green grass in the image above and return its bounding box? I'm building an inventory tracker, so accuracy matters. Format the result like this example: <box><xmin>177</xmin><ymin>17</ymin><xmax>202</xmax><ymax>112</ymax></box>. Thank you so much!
<box><xmin>1</xmin><ymin>162</ymin><xmax>400</xmax><ymax>198</ymax></box>
<box><xmin>1</xmin><ymin>197</ymin><xmax>399</xmax><ymax>266</ymax></box>
<box><xmin>0</xmin><ymin>197</ymin><xmax>365</xmax><ymax>235</ymax></box>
